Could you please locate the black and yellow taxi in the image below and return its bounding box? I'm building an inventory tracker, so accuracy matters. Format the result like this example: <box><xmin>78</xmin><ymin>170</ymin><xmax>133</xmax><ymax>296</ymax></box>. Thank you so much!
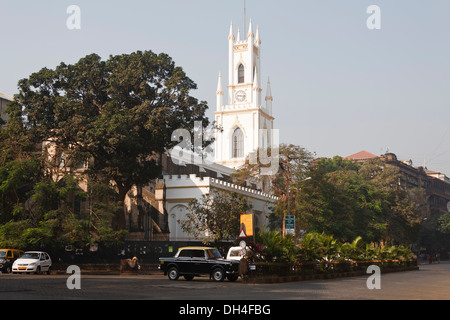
<box><xmin>0</xmin><ymin>249</ymin><xmax>24</xmax><ymax>273</ymax></box>
<box><xmin>159</xmin><ymin>246</ymin><xmax>240</xmax><ymax>282</ymax></box>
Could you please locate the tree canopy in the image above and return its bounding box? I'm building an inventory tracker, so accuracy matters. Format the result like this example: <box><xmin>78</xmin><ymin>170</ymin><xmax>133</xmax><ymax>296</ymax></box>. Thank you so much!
<box><xmin>232</xmin><ymin>144</ymin><xmax>422</xmax><ymax>246</ymax></box>
<box><xmin>295</xmin><ymin>157</ymin><xmax>421</xmax><ymax>245</ymax></box>
<box><xmin>7</xmin><ymin>51</ymin><xmax>210</xmax><ymax>229</ymax></box>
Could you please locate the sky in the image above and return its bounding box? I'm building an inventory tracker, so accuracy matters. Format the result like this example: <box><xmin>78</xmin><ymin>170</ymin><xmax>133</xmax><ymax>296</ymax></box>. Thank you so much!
<box><xmin>1</xmin><ymin>0</ymin><xmax>450</xmax><ymax>175</ymax></box>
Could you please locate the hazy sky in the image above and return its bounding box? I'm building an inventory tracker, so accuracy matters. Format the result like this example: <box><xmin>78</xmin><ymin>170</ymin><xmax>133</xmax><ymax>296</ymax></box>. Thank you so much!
<box><xmin>1</xmin><ymin>1</ymin><xmax>450</xmax><ymax>174</ymax></box>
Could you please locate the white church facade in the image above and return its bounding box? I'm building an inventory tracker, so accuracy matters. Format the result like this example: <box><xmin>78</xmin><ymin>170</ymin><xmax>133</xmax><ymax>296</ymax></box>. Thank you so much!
<box><xmin>155</xmin><ymin>20</ymin><xmax>278</xmax><ymax>242</ymax></box>
<box><xmin>99</xmin><ymin>20</ymin><xmax>278</xmax><ymax>242</ymax></box>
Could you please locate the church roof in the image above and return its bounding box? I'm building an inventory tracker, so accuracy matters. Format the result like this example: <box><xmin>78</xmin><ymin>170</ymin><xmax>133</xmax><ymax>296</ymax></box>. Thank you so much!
<box><xmin>344</xmin><ymin>150</ymin><xmax>378</xmax><ymax>161</ymax></box>
<box><xmin>0</xmin><ymin>91</ymin><xmax>13</xmax><ymax>101</ymax></box>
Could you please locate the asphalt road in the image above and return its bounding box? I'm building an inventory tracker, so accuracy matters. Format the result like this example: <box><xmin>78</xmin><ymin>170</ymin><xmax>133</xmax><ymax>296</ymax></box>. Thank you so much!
<box><xmin>0</xmin><ymin>261</ymin><xmax>448</xmax><ymax>301</ymax></box>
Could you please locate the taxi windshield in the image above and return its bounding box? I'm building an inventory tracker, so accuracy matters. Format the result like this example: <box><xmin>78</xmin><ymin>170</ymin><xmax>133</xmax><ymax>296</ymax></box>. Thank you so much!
<box><xmin>0</xmin><ymin>251</ymin><xmax>6</xmax><ymax>258</ymax></box>
<box><xmin>207</xmin><ymin>249</ymin><xmax>223</xmax><ymax>259</ymax></box>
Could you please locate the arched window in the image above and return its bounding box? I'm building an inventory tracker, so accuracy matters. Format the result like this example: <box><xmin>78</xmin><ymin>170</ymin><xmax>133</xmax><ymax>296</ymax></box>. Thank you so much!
<box><xmin>232</xmin><ymin>128</ymin><xmax>244</xmax><ymax>158</ymax></box>
<box><xmin>238</xmin><ymin>64</ymin><xmax>245</xmax><ymax>84</ymax></box>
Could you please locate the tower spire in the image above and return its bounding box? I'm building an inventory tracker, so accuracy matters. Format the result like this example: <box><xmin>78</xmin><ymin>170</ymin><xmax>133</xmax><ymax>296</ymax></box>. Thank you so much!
<box><xmin>265</xmin><ymin>77</ymin><xmax>273</xmax><ymax>115</ymax></box>
<box><xmin>228</xmin><ymin>21</ymin><xmax>234</xmax><ymax>40</ymax></box>
<box><xmin>248</xmin><ymin>19</ymin><xmax>254</xmax><ymax>38</ymax></box>
<box><xmin>255</xmin><ymin>25</ymin><xmax>261</xmax><ymax>45</ymax></box>
<box><xmin>216</xmin><ymin>72</ymin><xmax>224</xmax><ymax>111</ymax></box>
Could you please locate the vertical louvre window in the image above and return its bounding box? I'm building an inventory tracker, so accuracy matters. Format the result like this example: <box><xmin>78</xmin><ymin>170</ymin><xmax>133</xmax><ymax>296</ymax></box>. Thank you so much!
<box><xmin>238</xmin><ymin>64</ymin><xmax>245</xmax><ymax>84</ymax></box>
<box><xmin>232</xmin><ymin>128</ymin><xmax>244</xmax><ymax>158</ymax></box>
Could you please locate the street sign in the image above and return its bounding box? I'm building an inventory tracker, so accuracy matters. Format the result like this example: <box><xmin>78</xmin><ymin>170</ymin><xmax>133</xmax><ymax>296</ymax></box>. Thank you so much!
<box><xmin>285</xmin><ymin>215</ymin><xmax>295</xmax><ymax>235</ymax></box>
<box><xmin>240</xmin><ymin>241</ymin><xmax>246</xmax><ymax>249</ymax></box>
<box><xmin>239</xmin><ymin>229</ymin><xmax>247</xmax><ymax>238</ymax></box>
<box><xmin>240</xmin><ymin>214</ymin><xmax>254</xmax><ymax>237</ymax></box>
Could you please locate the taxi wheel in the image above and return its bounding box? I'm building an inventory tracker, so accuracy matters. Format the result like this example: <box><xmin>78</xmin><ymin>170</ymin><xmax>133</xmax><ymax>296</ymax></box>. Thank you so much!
<box><xmin>211</xmin><ymin>268</ymin><xmax>225</xmax><ymax>282</ymax></box>
<box><xmin>168</xmin><ymin>267</ymin><xmax>179</xmax><ymax>281</ymax></box>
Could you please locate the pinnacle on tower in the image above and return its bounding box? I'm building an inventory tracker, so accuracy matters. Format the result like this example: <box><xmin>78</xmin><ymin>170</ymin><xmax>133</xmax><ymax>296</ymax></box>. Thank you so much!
<box><xmin>255</xmin><ymin>25</ymin><xmax>261</xmax><ymax>46</ymax></box>
<box><xmin>265</xmin><ymin>78</ymin><xmax>272</xmax><ymax>98</ymax></box>
<box><xmin>253</xmin><ymin>69</ymin><xmax>260</xmax><ymax>90</ymax></box>
<box><xmin>216</xmin><ymin>72</ymin><xmax>224</xmax><ymax>95</ymax></box>
<box><xmin>228</xmin><ymin>21</ymin><xmax>234</xmax><ymax>40</ymax></box>
<box><xmin>216</xmin><ymin>72</ymin><xmax>224</xmax><ymax>110</ymax></box>
<box><xmin>248</xmin><ymin>19</ymin><xmax>254</xmax><ymax>38</ymax></box>
<box><xmin>265</xmin><ymin>77</ymin><xmax>273</xmax><ymax>115</ymax></box>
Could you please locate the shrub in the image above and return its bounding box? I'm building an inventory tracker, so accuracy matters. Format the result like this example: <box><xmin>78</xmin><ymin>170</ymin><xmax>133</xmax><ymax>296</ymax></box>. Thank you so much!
<box><xmin>254</xmin><ymin>231</ymin><xmax>414</xmax><ymax>263</ymax></box>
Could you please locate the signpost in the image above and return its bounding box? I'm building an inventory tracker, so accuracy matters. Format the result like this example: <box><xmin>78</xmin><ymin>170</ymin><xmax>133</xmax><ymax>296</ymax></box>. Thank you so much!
<box><xmin>240</xmin><ymin>213</ymin><xmax>254</xmax><ymax>236</ymax></box>
<box><xmin>239</xmin><ymin>213</ymin><xmax>255</xmax><ymax>242</ymax></box>
<box><xmin>285</xmin><ymin>215</ymin><xmax>295</xmax><ymax>235</ymax></box>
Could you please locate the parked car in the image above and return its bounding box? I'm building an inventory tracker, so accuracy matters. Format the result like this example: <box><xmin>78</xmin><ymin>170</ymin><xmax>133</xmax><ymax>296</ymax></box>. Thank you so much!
<box><xmin>12</xmin><ymin>251</ymin><xmax>52</xmax><ymax>274</ymax></box>
<box><xmin>226</xmin><ymin>246</ymin><xmax>252</xmax><ymax>261</ymax></box>
<box><xmin>158</xmin><ymin>246</ymin><xmax>240</xmax><ymax>282</ymax></box>
<box><xmin>0</xmin><ymin>249</ymin><xmax>24</xmax><ymax>273</ymax></box>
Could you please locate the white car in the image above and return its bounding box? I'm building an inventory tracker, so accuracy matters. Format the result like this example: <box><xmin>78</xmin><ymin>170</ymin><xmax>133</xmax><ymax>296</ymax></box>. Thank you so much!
<box><xmin>226</xmin><ymin>246</ymin><xmax>251</xmax><ymax>261</ymax></box>
<box><xmin>12</xmin><ymin>251</ymin><xmax>52</xmax><ymax>274</ymax></box>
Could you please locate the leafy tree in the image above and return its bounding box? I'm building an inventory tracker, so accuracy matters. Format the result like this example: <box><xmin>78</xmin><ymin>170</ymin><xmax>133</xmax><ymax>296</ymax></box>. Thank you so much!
<box><xmin>7</xmin><ymin>51</ymin><xmax>210</xmax><ymax>229</ymax></box>
<box><xmin>0</xmin><ymin>124</ymin><xmax>43</xmax><ymax>224</ymax></box>
<box><xmin>361</xmin><ymin>159</ymin><xmax>421</xmax><ymax>245</ymax></box>
<box><xmin>437</xmin><ymin>212</ymin><xmax>450</xmax><ymax>234</ymax></box>
<box><xmin>0</xmin><ymin>175</ymin><xmax>127</xmax><ymax>249</ymax></box>
<box><xmin>295</xmin><ymin>156</ymin><xmax>421</xmax><ymax>245</ymax></box>
<box><xmin>232</xmin><ymin>144</ymin><xmax>313</xmax><ymax>234</ymax></box>
<box><xmin>181</xmin><ymin>189</ymin><xmax>252</xmax><ymax>244</ymax></box>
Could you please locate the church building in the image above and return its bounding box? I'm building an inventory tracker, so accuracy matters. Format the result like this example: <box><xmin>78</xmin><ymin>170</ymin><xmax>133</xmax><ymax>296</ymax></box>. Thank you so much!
<box><xmin>214</xmin><ymin>20</ymin><xmax>274</xmax><ymax>169</ymax></box>
<box><xmin>37</xmin><ymin>20</ymin><xmax>279</xmax><ymax>243</ymax></box>
<box><xmin>122</xmin><ymin>19</ymin><xmax>277</xmax><ymax>243</ymax></box>
<box><xmin>151</xmin><ymin>19</ymin><xmax>278</xmax><ymax>242</ymax></box>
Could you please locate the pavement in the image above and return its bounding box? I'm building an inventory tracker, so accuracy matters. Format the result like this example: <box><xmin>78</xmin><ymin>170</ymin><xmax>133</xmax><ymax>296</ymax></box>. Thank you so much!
<box><xmin>0</xmin><ymin>261</ymin><xmax>449</xmax><ymax>300</ymax></box>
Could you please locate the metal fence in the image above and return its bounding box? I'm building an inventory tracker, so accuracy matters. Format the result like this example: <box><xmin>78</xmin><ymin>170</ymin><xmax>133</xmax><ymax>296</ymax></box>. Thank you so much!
<box><xmin>44</xmin><ymin>240</ymin><xmax>235</xmax><ymax>265</ymax></box>
<box><xmin>247</xmin><ymin>259</ymin><xmax>418</xmax><ymax>279</ymax></box>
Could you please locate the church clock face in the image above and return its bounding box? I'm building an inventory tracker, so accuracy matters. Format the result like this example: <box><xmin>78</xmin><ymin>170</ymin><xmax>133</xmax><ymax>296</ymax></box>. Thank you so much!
<box><xmin>235</xmin><ymin>90</ymin><xmax>246</xmax><ymax>102</ymax></box>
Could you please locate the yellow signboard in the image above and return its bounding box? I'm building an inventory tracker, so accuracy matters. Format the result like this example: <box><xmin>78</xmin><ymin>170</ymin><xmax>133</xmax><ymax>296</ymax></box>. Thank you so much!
<box><xmin>240</xmin><ymin>214</ymin><xmax>254</xmax><ymax>237</ymax></box>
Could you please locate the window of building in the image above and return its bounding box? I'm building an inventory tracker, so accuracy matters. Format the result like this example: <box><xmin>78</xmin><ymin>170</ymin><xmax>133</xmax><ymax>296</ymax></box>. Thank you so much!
<box><xmin>238</xmin><ymin>64</ymin><xmax>245</xmax><ymax>84</ymax></box>
<box><xmin>232</xmin><ymin>128</ymin><xmax>244</xmax><ymax>158</ymax></box>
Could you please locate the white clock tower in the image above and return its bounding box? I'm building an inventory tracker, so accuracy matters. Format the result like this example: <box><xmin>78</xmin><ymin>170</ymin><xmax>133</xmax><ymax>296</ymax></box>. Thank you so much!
<box><xmin>214</xmin><ymin>20</ymin><xmax>274</xmax><ymax>169</ymax></box>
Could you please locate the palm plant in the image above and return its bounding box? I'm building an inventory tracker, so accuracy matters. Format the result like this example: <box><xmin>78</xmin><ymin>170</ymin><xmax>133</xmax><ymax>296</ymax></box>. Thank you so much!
<box><xmin>338</xmin><ymin>236</ymin><xmax>364</xmax><ymax>261</ymax></box>
<box><xmin>256</xmin><ymin>230</ymin><xmax>299</xmax><ymax>263</ymax></box>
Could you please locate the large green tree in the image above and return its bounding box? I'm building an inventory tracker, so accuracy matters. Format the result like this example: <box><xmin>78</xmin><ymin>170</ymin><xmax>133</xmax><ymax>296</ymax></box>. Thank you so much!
<box><xmin>295</xmin><ymin>157</ymin><xmax>421</xmax><ymax>245</ymax></box>
<box><xmin>8</xmin><ymin>51</ymin><xmax>210</xmax><ymax>229</ymax></box>
<box><xmin>231</xmin><ymin>144</ymin><xmax>313</xmax><ymax>233</ymax></box>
